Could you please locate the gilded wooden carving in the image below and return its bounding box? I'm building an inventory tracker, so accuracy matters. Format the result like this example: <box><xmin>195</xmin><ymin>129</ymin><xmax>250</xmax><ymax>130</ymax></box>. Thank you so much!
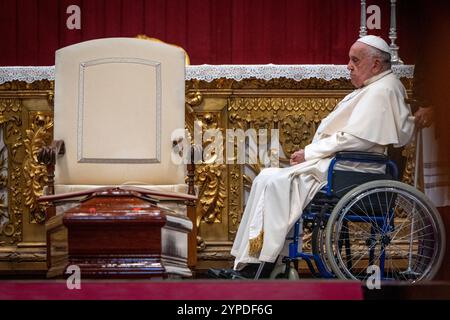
<box><xmin>188</xmin><ymin>111</ymin><xmax>228</xmax><ymax>250</ymax></box>
<box><xmin>188</xmin><ymin>77</ymin><xmax>355</xmax><ymax>90</ymax></box>
<box><xmin>0</xmin><ymin>99</ymin><xmax>23</xmax><ymax>244</ymax></box>
<box><xmin>229</xmin><ymin>165</ymin><xmax>243</xmax><ymax>239</ymax></box>
<box><xmin>402</xmin><ymin>142</ymin><xmax>417</xmax><ymax>187</ymax></box>
<box><xmin>0</xmin><ymin>80</ymin><xmax>54</xmax><ymax>92</ymax></box>
<box><xmin>0</xmin><ymin>84</ymin><xmax>53</xmax><ymax>271</ymax></box>
<box><xmin>23</xmin><ymin>112</ymin><xmax>53</xmax><ymax>224</ymax></box>
<box><xmin>195</xmin><ymin>164</ymin><xmax>227</xmax><ymax>225</ymax></box>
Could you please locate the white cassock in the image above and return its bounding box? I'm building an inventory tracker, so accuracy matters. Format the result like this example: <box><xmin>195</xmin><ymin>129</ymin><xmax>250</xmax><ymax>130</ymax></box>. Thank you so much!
<box><xmin>231</xmin><ymin>70</ymin><xmax>415</xmax><ymax>269</ymax></box>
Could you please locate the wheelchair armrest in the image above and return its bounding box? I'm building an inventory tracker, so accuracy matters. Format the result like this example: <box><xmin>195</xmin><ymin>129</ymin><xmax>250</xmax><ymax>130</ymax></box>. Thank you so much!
<box><xmin>334</xmin><ymin>151</ymin><xmax>388</xmax><ymax>163</ymax></box>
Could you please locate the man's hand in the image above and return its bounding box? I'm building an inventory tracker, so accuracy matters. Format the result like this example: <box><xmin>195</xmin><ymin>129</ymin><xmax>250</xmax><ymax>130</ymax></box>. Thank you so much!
<box><xmin>414</xmin><ymin>107</ymin><xmax>434</xmax><ymax>129</ymax></box>
<box><xmin>290</xmin><ymin>149</ymin><xmax>305</xmax><ymax>166</ymax></box>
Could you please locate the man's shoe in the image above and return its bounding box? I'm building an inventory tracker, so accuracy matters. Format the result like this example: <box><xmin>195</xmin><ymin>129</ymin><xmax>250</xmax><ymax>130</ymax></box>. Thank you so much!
<box><xmin>207</xmin><ymin>262</ymin><xmax>276</xmax><ymax>280</ymax></box>
<box><xmin>207</xmin><ymin>268</ymin><xmax>247</xmax><ymax>279</ymax></box>
<box><xmin>206</xmin><ymin>268</ymin><xmax>225</xmax><ymax>279</ymax></box>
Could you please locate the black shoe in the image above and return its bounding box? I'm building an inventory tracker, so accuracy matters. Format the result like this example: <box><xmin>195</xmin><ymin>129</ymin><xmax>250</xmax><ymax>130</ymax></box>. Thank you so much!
<box><xmin>207</xmin><ymin>268</ymin><xmax>247</xmax><ymax>279</ymax></box>
<box><xmin>206</xmin><ymin>268</ymin><xmax>223</xmax><ymax>279</ymax></box>
<box><xmin>207</xmin><ymin>262</ymin><xmax>276</xmax><ymax>280</ymax></box>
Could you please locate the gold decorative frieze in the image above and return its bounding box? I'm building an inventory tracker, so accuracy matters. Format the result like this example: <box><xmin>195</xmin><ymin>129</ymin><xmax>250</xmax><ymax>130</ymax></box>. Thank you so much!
<box><xmin>0</xmin><ymin>80</ymin><xmax>54</xmax><ymax>92</ymax></box>
<box><xmin>187</xmin><ymin>77</ymin><xmax>355</xmax><ymax>91</ymax></box>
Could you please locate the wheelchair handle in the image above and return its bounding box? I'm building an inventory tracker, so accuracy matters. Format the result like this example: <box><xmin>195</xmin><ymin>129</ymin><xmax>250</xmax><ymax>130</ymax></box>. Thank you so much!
<box><xmin>334</xmin><ymin>151</ymin><xmax>388</xmax><ymax>162</ymax></box>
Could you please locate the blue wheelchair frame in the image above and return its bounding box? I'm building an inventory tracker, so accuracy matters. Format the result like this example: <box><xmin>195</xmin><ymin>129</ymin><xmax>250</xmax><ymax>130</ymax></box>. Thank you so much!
<box><xmin>285</xmin><ymin>151</ymin><xmax>399</xmax><ymax>279</ymax></box>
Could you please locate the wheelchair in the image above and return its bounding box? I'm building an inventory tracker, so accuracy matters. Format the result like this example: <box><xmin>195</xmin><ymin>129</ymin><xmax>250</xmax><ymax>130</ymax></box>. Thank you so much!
<box><xmin>267</xmin><ymin>151</ymin><xmax>446</xmax><ymax>283</ymax></box>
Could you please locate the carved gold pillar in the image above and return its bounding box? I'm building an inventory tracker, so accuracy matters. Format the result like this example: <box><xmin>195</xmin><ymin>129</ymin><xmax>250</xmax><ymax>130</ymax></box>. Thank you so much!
<box><xmin>0</xmin><ymin>80</ymin><xmax>53</xmax><ymax>273</ymax></box>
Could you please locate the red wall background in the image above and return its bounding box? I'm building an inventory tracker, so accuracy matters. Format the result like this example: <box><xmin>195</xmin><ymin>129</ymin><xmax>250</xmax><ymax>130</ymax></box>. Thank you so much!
<box><xmin>0</xmin><ymin>0</ymin><xmax>421</xmax><ymax>66</ymax></box>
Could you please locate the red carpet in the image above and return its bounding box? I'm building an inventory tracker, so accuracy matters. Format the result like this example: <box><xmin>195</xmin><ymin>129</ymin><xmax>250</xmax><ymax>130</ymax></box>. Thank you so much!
<box><xmin>0</xmin><ymin>280</ymin><xmax>363</xmax><ymax>300</ymax></box>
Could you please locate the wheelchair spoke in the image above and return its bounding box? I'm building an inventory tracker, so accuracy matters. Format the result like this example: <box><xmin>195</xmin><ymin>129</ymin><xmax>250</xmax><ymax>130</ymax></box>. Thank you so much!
<box><xmin>390</xmin><ymin>207</ymin><xmax>430</xmax><ymax>240</ymax></box>
<box><xmin>391</xmin><ymin>218</ymin><xmax>436</xmax><ymax>241</ymax></box>
<box><xmin>357</xmin><ymin>196</ymin><xmax>379</xmax><ymax>225</ymax></box>
<box><xmin>342</xmin><ymin>217</ymin><xmax>374</xmax><ymax>238</ymax></box>
<box><xmin>349</xmin><ymin>201</ymin><xmax>383</xmax><ymax>234</ymax></box>
<box><xmin>394</xmin><ymin>230</ymin><xmax>436</xmax><ymax>243</ymax></box>
<box><xmin>334</xmin><ymin>237</ymin><xmax>378</xmax><ymax>274</ymax></box>
<box><xmin>388</xmin><ymin>242</ymin><xmax>436</xmax><ymax>259</ymax></box>
<box><xmin>376</xmin><ymin>192</ymin><xmax>390</xmax><ymax>228</ymax></box>
<box><xmin>385</xmin><ymin>190</ymin><xmax>395</xmax><ymax>214</ymax></box>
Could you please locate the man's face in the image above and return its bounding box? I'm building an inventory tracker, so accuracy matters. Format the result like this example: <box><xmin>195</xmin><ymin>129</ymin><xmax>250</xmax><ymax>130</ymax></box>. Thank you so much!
<box><xmin>347</xmin><ymin>42</ymin><xmax>376</xmax><ymax>88</ymax></box>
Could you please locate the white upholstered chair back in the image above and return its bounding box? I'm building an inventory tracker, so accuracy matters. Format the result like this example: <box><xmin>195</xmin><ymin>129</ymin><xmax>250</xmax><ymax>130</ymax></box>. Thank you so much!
<box><xmin>54</xmin><ymin>38</ymin><xmax>186</xmax><ymax>188</ymax></box>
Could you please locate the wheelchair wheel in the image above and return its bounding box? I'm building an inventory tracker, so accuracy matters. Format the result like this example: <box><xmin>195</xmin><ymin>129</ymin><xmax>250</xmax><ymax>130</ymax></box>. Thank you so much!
<box><xmin>311</xmin><ymin>223</ymin><xmax>333</xmax><ymax>274</ymax></box>
<box><xmin>325</xmin><ymin>180</ymin><xmax>446</xmax><ymax>283</ymax></box>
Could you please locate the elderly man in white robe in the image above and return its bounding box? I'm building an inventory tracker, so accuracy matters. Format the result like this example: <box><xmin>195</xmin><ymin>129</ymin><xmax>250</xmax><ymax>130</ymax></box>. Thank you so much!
<box><xmin>209</xmin><ymin>36</ymin><xmax>415</xmax><ymax>279</ymax></box>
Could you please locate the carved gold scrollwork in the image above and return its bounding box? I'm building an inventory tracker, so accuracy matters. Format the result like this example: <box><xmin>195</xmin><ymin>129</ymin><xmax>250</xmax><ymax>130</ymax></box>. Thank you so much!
<box><xmin>190</xmin><ymin>111</ymin><xmax>228</xmax><ymax>249</ymax></box>
<box><xmin>0</xmin><ymin>99</ymin><xmax>23</xmax><ymax>244</ymax></box>
<box><xmin>402</xmin><ymin>142</ymin><xmax>416</xmax><ymax>187</ymax></box>
<box><xmin>228</xmin><ymin>165</ymin><xmax>243</xmax><ymax>240</ymax></box>
<box><xmin>23</xmin><ymin>113</ymin><xmax>53</xmax><ymax>224</ymax></box>
<box><xmin>195</xmin><ymin>164</ymin><xmax>227</xmax><ymax>225</ymax></box>
<box><xmin>0</xmin><ymin>145</ymin><xmax>8</xmax><ymax>237</ymax></box>
<box><xmin>186</xmin><ymin>91</ymin><xmax>203</xmax><ymax>108</ymax></box>
<box><xmin>184</xmin><ymin>93</ymin><xmax>204</xmax><ymax>146</ymax></box>
<box><xmin>194</xmin><ymin>112</ymin><xmax>226</xmax><ymax>226</ymax></box>
<box><xmin>280</xmin><ymin>115</ymin><xmax>316</xmax><ymax>156</ymax></box>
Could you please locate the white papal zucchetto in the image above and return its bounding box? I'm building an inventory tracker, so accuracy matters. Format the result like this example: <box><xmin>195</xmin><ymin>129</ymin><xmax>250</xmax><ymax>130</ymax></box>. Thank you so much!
<box><xmin>357</xmin><ymin>35</ymin><xmax>391</xmax><ymax>54</ymax></box>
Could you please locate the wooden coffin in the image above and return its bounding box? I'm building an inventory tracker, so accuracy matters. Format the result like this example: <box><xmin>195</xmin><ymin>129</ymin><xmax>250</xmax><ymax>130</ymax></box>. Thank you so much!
<box><xmin>45</xmin><ymin>187</ymin><xmax>193</xmax><ymax>279</ymax></box>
